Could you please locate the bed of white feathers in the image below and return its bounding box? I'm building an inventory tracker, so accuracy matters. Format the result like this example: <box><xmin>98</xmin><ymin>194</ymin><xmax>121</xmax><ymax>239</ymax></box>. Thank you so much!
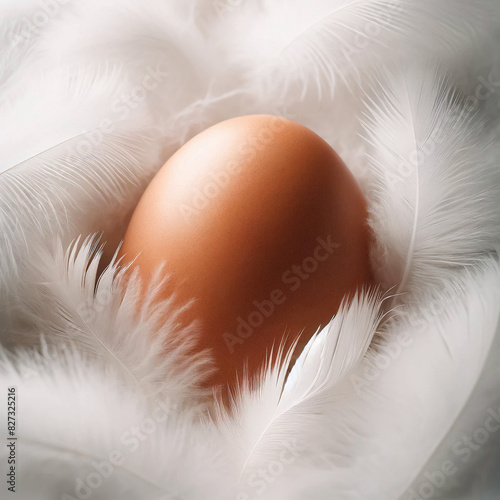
<box><xmin>2</xmin><ymin>1</ymin><xmax>500</xmax><ymax>499</ymax></box>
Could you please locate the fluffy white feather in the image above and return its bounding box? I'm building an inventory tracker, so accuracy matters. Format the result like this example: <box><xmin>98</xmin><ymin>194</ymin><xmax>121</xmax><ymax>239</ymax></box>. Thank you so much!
<box><xmin>214</xmin><ymin>290</ymin><xmax>383</xmax><ymax>494</ymax></box>
<box><xmin>208</xmin><ymin>0</ymin><xmax>498</xmax><ymax>99</ymax></box>
<box><xmin>0</xmin><ymin>128</ymin><xmax>162</xmax><ymax>342</ymax></box>
<box><xmin>349</xmin><ymin>258</ymin><xmax>500</xmax><ymax>499</ymax></box>
<box><xmin>0</xmin><ymin>0</ymin><xmax>242</xmax><ymax>172</ymax></box>
<box><xmin>408</xmin><ymin>317</ymin><xmax>500</xmax><ymax>499</ymax></box>
<box><xmin>0</xmin><ymin>342</ymin><xmax>229</xmax><ymax>500</ymax></box>
<box><xmin>19</xmin><ymin>234</ymin><xmax>215</xmax><ymax>406</ymax></box>
<box><xmin>243</xmin><ymin>258</ymin><xmax>500</xmax><ymax>500</ymax></box>
<box><xmin>0</xmin><ymin>0</ymin><xmax>66</xmax><ymax>89</ymax></box>
<box><xmin>364</xmin><ymin>65</ymin><xmax>500</xmax><ymax>298</ymax></box>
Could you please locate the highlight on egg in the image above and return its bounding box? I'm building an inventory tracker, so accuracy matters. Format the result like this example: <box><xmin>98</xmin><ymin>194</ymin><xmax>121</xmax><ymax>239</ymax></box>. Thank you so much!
<box><xmin>118</xmin><ymin>114</ymin><xmax>373</xmax><ymax>398</ymax></box>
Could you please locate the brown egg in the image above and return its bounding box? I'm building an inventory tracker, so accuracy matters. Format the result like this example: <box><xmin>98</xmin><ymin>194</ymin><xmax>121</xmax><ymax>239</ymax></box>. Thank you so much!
<box><xmin>118</xmin><ymin>115</ymin><xmax>372</xmax><ymax>397</ymax></box>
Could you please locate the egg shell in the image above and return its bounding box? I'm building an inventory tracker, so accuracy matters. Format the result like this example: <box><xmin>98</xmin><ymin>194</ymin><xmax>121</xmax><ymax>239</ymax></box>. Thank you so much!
<box><xmin>118</xmin><ymin>115</ymin><xmax>373</xmax><ymax>395</ymax></box>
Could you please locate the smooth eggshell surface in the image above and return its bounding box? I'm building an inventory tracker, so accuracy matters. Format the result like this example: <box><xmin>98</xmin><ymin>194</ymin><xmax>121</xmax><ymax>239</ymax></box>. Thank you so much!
<box><xmin>118</xmin><ymin>115</ymin><xmax>373</xmax><ymax>396</ymax></box>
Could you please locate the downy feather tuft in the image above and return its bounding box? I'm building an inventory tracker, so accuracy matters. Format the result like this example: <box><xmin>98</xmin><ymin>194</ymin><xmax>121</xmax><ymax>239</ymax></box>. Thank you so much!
<box><xmin>20</xmin><ymin>234</ymin><xmax>215</xmax><ymax>406</ymax></box>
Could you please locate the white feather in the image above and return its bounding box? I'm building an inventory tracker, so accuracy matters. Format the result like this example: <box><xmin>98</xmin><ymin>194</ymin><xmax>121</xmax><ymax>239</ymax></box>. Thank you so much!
<box><xmin>0</xmin><ymin>342</ymin><xmax>229</xmax><ymax>500</ymax></box>
<box><xmin>363</xmin><ymin>64</ymin><xmax>500</xmax><ymax>298</ymax></box>
<box><xmin>208</xmin><ymin>0</ymin><xmax>498</xmax><ymax>100</ymax></box>
<box><xmin>408</xmin><ymin>317</ymin><xmax>500</xmax><ymax>498</ymax></box>
<box><xmin>344</xmin><ymin>258</ymin><xmax>500</xmax><ymax>499</ymax></box>
<box><xmin>0</xmin><ymin>127</ymin><xmax>162</xmax><ymax>342</ymax></box>
<box><xmin>215</xmin><ymin>290</ymin><xmax>382</xmax><ymax>492</ymax></box>
<box><xmin>17</xmin><ymin>234</ymin><xmax>215</xmax><ymax>407</ymax></box>
<box><xmin>0</xmin><ymin>0</ymin><xmax>67</xmax><ymax>90</ymax></box>
<box><xmin>239</xmin><ymin>258</ymin><xmax>500</xmax><ymax>500</ymax></box>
